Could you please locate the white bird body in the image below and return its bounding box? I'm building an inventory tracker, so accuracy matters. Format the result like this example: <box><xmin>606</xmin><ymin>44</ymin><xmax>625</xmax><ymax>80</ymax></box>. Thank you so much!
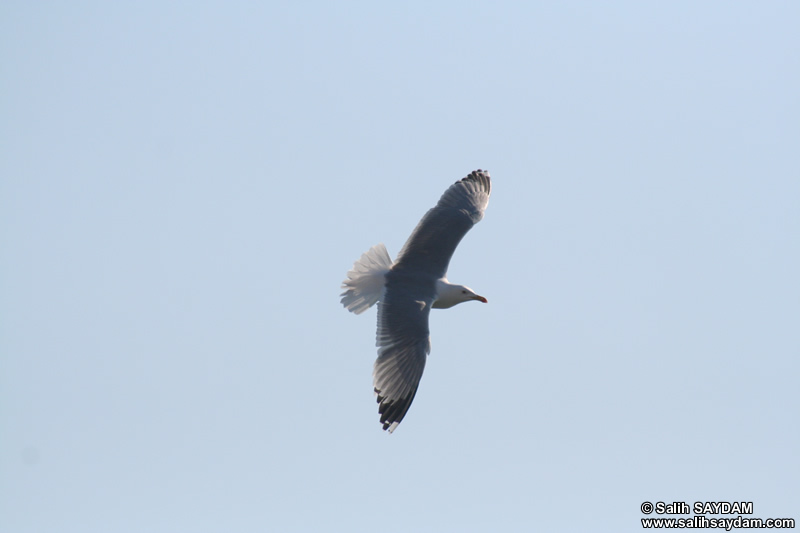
<box><xmin>341</xmin><ymin>170</ymin><xmax>491</xmax><ymax>432</ymax></box>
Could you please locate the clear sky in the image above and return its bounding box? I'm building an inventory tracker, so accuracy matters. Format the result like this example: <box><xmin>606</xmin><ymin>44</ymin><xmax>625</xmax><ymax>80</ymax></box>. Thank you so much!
<box><xmin>2</xmin><ymin>2</ymin><xmax>798</xmax><ymax>532</ymax></box>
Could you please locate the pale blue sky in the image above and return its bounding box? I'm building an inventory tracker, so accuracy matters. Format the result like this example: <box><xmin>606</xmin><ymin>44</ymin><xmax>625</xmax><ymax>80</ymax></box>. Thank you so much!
<box><xmin>2</xmin><ymin>2</ymin><xmax>798</xmax><ymax>532</ymax></box>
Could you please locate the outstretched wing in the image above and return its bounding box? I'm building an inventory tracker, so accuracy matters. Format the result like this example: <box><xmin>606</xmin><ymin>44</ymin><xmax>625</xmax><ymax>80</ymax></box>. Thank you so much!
<box><xmin>372</xmin><ymin>272</ymin><xmax>434</xmax><ymax>432</ymax></box>
<box><xmin>393</xmin><ymin>170</ymin><xmax>491</xmax><ymax>278</ymax></box>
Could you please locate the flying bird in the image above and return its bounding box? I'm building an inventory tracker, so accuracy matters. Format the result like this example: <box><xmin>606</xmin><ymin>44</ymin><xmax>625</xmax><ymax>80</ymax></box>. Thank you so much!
<box><xmin>340</xmin><ymin>170</ymin><xmax>491</xmax><ymax>432</ymax></box>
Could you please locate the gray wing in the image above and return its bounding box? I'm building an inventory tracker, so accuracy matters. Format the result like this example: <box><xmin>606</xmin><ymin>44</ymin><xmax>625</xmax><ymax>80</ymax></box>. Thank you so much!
<box><xmin>393</xmin><ymin>170</ymin><xmax>491</xmax><ymax>278</ymax></box>
<box><xmin>372</xmin><ymin>272</ymin><xmax>434</xmax><ymax>432</ymax></box>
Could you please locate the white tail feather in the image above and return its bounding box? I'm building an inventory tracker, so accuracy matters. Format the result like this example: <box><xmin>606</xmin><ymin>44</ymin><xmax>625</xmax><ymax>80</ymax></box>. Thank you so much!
<box><xmin>340</xmin><ymin>243</ymin><xmax>393</xmax><ymax>314</ymax></box>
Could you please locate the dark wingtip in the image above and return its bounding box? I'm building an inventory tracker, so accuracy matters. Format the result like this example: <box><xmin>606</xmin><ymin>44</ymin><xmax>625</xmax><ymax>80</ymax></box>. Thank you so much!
<box><xmin>374</xmin><ymin>387</ymin><xmax>418</xmax><ymax>433</ymax></box>
<box><xmin>460</xmin><ymin>169</ymin><xmax>491</xmax><ymax>195</ymax></box>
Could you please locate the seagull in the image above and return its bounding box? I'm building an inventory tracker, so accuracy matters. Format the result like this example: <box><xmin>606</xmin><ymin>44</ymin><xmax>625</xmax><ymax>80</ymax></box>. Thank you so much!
<box><xmin>340</xmin><ymin>170</ymin><xmax>491</xmax><ymax>432</ymax></box>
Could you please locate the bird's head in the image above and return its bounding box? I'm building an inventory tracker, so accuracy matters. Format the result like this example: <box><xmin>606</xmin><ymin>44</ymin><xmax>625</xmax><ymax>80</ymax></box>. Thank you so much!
<box><xmin>433</xmin><ymin>280</ymin><xmax>488</xmax><ymax>309</ymax></box>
